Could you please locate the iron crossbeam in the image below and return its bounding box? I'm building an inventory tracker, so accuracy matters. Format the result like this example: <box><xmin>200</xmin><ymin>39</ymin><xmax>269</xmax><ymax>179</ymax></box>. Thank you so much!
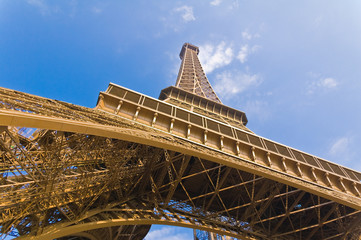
<box><xmin>1</xmin><ymin>87</ymin><xmax>361</xmax><ymax>239</ymax></box>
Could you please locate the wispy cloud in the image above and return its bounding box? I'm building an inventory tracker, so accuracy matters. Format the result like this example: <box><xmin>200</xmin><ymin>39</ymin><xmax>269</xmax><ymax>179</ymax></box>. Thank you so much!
<box><xmin>237</xmin><ymin>44</ymin><xmax>260</xmax><ymax>63</ymax></box>
<box><xmin>91</xmin><ymin>6</ymin><xmax>103</xmax><ymax>14</ymax></box>
<box><xmin>213</xmin><ymin>70</ymin><xmax>262</xmax><ymax>99</ymax></box>
<box><xmin>314</xmin><ymin>15</ymin><xmax>324</xmax><ymax>28</ymax></box>
<box><xmin>241</xmin><ymin>29</ymin><xmax>261</xmax><ymax>40</ymax></box>
<box><xmin>327</xmin><ymin>136</ymin><xmax>358</xmax><ymax>170</ymax></box>
<box><xmin>160</xmin><ymin>5</ymin><xmax>195</xmax><ymax>33</ymax></box>
<box><xmin>199</xmin><ymin>42</ymin><xmax>233</xmax><ymax>73</ymax></box>
<box><xmin>174</xmin><ymin>5</ymin><xmax>195</xmax><ymax>22</ymax></box>
<box><xmin>145</xmin><ymin>226</ymin><xmax>191</xmax><ymax>240</ymax></box>
<box><xmin>242</xmin><ymin>30</ymin><xmax>252</xmax><ymax>40</ymax></box>
<box><xmin>198</xmin><ymin>29</ymin><xmax>261</xmax><ymax>71</ymax></box>
<box><xmin>318</xmin><ymin>77</ymin><xmax>338</xmax><ymax>88</ymax></box>
<box><xmin>307</xmin><ymin>75</ymin><xmax>339</xmax><ymax>94</ymax></box>
<box><xmin>237</xmin><ymin>45</ymin><xmax>248</xmax><ymax>63</ymax></box>
<box><xmin>26</xmin><ymin>0</ymin><xmax>51</xmax><ymax>15</ymax></box>
<box><xmin>244</xmin><ymin>100</ymin><xmax>270</xmax><ymax>121</ymax></box>
<box><xmin>210</xmin><ymin>0</ymin><xmax>222</xmax><ymax>6</ymax></box>
<box><xmin>26</xmin><ymin>0</ymin><xmax>78</xmax><ymax>16</ymax></box>
<box><xmin>326</xmin><ymin>135</ymin><xmax>361</xmax><ymax>171</ymax></box>
<box><xmin>329</xmin><ymin>137</ymin><xmax>350</xmax><ymax>156</ymax></box>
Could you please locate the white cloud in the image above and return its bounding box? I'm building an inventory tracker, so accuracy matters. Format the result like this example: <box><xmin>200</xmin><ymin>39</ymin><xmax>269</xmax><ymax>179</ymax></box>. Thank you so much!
<box><xmin>199</xmin><ymin>42</ymin><xmax>234</xmax><ymax>73</ymax></box>
<box><xmin>327</xmin><ymin>136</ymin><xmax>358</xmax><ymax>169</ymax></box>
<box><xmin>327</xmin><ymin>136</ymin><xmax>360</xmax><ymax>171</ymax></box>
<box><xmin>244</xmin><ymin>100</ymin><xmax>270</xmax><ymax>121</ymax></box>
<box><xmin>91</xmin><ymin>7</ymin><xmax>103</xmax><ymax>14</ymax></box>
<box><xmin>329</xmin><ymin>137</ymin><xmax>349</xmax><ymax>156</ymax></box>
<box><xmin>314</xmin><ymin>15</ymin><xmax>324</xmax><ymax>28</ymax></box>
<box><xmin>198</xmin><ymin>32</ymin><xmax>261</xmax><ymax>71</ymax></box>
<box><xmin>174</xmin><ymin>5</ymin><xmax>195</xmax><ymax>22</ymax></box>
<box><xmin>237</xmin><ymin>45</ymin><xmax>248</xmax><ymax>63</ymax></box>
<box><xmin>237</xmin><ymin>45</ymin><xmax>260</xmax><ymax>64</ymax></box>
<box><xmin>145</xmin><ymin>226</ymin><xmax>190</xmax><ymax>240</ymax></box>
<box><xmin>210</xmin><ymin>0</ymin><xmax>222</xmax><ymax>6</ymax></box>
<box><xmin>213</xmin><ymin>70</ymin><xmax>262</xmax><ymax>99</ymax></box>
<box><xmin>307</xmin><ymin>76</ymin><xmax>338</xmax><ymax>94</ymax></box>
<box><xmin>318</xmin><ymin>77</ymin><xmax>338</xmax><ymax>88</ymax></box>
<box><xmin>26</xmin><ymin>0</ymin><xmax>50</xmax><ymax>15</ymax></box>
<box><xmin>26</xmin><ymin>0</ymin><xmax>76</xmax><ymax>16</ymax></box>
<box><xmin>242</xmin><ymin>30</ymin><xmax>252</xmax><ymax>40</ymax></box>
<box><xmin>241</xmin><ymin>29</ymin><xmax>262</xmax><ymax>40</ymax></box>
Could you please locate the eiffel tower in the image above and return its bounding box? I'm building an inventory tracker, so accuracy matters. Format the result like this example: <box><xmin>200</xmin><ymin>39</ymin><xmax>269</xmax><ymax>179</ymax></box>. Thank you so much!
<box><xmin>0</xmin><ymin>43</ymin><xmax>360</xmax><ymax>240</ymax></box>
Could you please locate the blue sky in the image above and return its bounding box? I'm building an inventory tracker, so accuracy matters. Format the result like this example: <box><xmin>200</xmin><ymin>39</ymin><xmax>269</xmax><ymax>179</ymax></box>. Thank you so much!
<box><xmin>1</xmin><ymin>0</ymin><xmax>361</xmax><ymax>239</ymax></box>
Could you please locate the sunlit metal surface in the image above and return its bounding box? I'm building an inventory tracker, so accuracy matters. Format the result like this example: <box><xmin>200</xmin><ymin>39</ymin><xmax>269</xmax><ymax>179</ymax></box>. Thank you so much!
<box><xmin>0</xmin><ymin>43</ymin><xmax>360</xmax><ymax>240</ymax></box>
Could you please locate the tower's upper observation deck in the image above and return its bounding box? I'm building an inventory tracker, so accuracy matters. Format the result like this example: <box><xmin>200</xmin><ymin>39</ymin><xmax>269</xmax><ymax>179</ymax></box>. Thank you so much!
<box><xmin>162</xmin><ymin>43</ymin><xmax>249</xmax><ymax>130</ymax></box>
<box><xmin>179</xmin><ymin>43</ymin><xmax>199</xmax><ymax>59</ymax></box>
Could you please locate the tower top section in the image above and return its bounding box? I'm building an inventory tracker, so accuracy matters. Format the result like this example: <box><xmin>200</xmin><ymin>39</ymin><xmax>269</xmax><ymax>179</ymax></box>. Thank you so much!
<box><xmin>175</xmin><ymin>43</ymin><xmax>221</xmax><ymax>103</ymax></box>
<box><xmin>179</xmin><ymin>43</ymin><xmax>199</xmax><ymax>59</ymax></box>
<box><xmin>160</xmin><ymin>43</ymin><xmax>249</xmax><ymax>129</ymax></box>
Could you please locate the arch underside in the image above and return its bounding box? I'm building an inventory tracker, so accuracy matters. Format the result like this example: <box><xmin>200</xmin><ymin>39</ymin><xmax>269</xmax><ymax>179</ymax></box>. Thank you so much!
<box><xmin>56</xmin><ymin>225</ymin><xmax>151</xmax><ymax>240</ymax></box>
<box><xmin>0</xmin><ymin>88</ymin><xmax>360</xmax><ymax>240</ymax></box>
<box><xmin>1</xmin><ymin>127</ymin><xmax>360</xmax><ymax>240</ymax></box>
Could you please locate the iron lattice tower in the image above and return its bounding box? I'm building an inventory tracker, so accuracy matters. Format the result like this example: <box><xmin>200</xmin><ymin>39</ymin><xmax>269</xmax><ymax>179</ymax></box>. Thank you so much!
<box><xmin>0</xmin><ymin>43</ymin><xmax>360</xmax><ymax>240</ymax></box>
<box><xmin>175</xmin><ymin>43</ymin><xmax>222</xmax><ymax>103</ymax></box>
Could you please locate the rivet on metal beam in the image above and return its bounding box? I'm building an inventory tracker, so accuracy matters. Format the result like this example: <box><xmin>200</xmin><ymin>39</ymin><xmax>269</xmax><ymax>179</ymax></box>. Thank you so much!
<box><xmin>311</xmin><ymin>168</ymin><xmax>318</xmax><ymax>183</ymax></box>
<box><xmin>266</xmin><ymin>152</ymin><xmax>272</xmax><ymax>167</ymax></box>
<box><xmin>220</xmin><ymin>136</ymin><xmax>224</xmax><ymax>150</ymax></box>
<box><xmin>203</xmin><ymin>130</ymin><xmax>208</xmax><ymax>144</ymax></box>
<box><xmin>250</xmin><ymin>146</ymin><xmax>256</xmax><ymax>161</ymax></box>
<box><xmin>133</xmin><ymin>107</ymin><xmax>141</xmax><ymax>121</ymax></box>
<box><xmin>338</xmin><ymin>177</ymin><xmax>347</xmax><ymax>192</ymax></box>
<box><xmin>281</xmin><ymin>157</ymin><xmax>287</xmax><ymax>172</ymax></box>
<box><xmin>187</xmin><ymin>124</ymin><xmax>192</xmax><ymax>139</ymax></box>
<box><xmin>169</xmin><ymin>118</ymin><xmax>175</xmax><ymax>133</ymax></box>
<box><xmin>152</xmin><ymin>112</ymin><xmax>158</xmax><ymax>127</ymax></box>
<box><xmin>324</xmin><ymin>173</ymin><xmax>332</xmax><ymax>188</ymax></box>
<box><xmin>114</xmin><ymin>100</ymin><xmax>123</xmax><ymax>114</ymax></box>
<box><xmin>352</xmin><ymin>182</ymin><xmax>361</xmax><ymax>197</ymax></box>
<box><xmin>296</xmin><ymin>162</ymin><xmax>303</xmax><ymax>177</ymax></box>
<box><xmin>236</xmin><ymin>142</ymin><xmax>240</xmax><ymax>156</ymax></box>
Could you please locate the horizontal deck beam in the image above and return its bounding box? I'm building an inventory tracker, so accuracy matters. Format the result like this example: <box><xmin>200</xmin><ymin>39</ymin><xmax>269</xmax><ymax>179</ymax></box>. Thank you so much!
<box><xmin>1</xmin><ymin>108</ymin><xmax>360</xmax><ymax>210</ymax></box>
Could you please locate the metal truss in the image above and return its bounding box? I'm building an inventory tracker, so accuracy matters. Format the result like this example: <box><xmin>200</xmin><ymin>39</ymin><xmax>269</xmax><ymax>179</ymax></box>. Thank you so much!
<box><xmin>99</xmin><ymin>82</ymin><xmax>361</xmax><ymax>211</ymax></box>
<box><xmin>0</xmin><ymin>87</ymin><xmax>360</xmax><ymax>239</ymax></box>
<box><xmin>176</xmin><ymin>43</ymin><xmax>222</xmax><ymax>103</ymax></box>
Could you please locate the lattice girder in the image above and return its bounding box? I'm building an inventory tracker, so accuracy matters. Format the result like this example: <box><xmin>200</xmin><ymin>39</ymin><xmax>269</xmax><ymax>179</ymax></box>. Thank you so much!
<box><xmin>0</xmin><ymin>87</ymin><xmax>361</xmax><ymax>239</ymax></box>
<box><xmin>176</xmin><ymin>43</ymin><xmax>222</xmax><ymax>103</ymax></box>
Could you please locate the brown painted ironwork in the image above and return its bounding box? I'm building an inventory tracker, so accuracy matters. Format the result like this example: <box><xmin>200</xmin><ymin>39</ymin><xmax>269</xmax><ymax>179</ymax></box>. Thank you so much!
<box><xmin>0</xmin><ymin>43</ymin><xmax>360</xmax><ymax>240</ymax></box>
<box><xmin>176</xmin><ymin>43</ymin><xmax>222</xmax><ymax>103</ymax></box>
